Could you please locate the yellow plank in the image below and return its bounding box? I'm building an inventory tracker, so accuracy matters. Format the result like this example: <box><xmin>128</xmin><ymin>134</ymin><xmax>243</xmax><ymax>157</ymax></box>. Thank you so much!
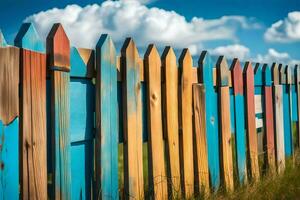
<box><xmin>192</xmin><ymin>84</ymin><xmax>210</xmax><ymax>196</ymax></box>
<box><xmin>161</xmin><ymin>47</ymin><xmax>181</xmax><ymax>198</ymax></box>
<box><xmin>144</xmin><ymin>45</ymin><xmax>167</xmax><ymax>199</ymax></box>
<box><xmin>179</xmin><ymin>49</ymin><xmax>194</xmax><ymax>198</ymax></box>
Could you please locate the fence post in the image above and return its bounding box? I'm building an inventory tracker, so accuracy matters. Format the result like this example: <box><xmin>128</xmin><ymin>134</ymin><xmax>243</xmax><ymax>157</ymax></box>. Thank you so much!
<box><xmin>15</xmin><ymin>23</ymin><xmax>47</xmax><ymax>199</ymax></box>
<box><xmin>47</xmin><ymin>23</ymin><xmax>71</xmax><ymax>199</ymax></box>
<box><xmin>286</xmin><ymin>65</ymin><xmax>294</xmax><ymax>156</ymax></box>
<box><xmin>161</xmin><ymin>47</ymin><xmax>181</xmax><ymax>198</ymax></box>
<box><xmin>244</xmin><ymin>62</ymin><xmax>260</xmax><ymax>181</ymax></box>
<box><xmin>230</xmin><ymin>58</ymin><xmax>247</xmax><ymax>185</ymax></box>
<box><xmin>271</xmin><ymin>63</ymin><xmax>285</xmax><ymax>173</ymax></box>
<box><xmin>0</xmin><ymin>32</ymin><xmax>19</xmax><ymax>199</ymax></box>
<box><xmin>198</xmin><ymin>51</ymin><xmax>220</xmax><ymax>190</ymax></box>
<box><xmin>95</xmin><ymin>34</ymin><xmax>119</xmax><ymax>199</ymax></box>
<box><xmin>178</xmin><ymin>49</ymin><xmax>194</xmax><ymax>198</ymax></box>
<box><xmin>121</xmin><ymin>38</ymin><xmax>144</xmax><ymax>199</ymax></box>
<box><xmin>216</xmin><ymin>56</ymin><xmax>234</xmax><ymax>191</ymax></box>
<box><xmin>144</xmin><ymin>44</ymin><xmax>168</xmax><ymax>199</ymax></box>
<box><xmin>262</xmin><ymin>64</ymin><xmax>276</xmax><ymax>172</ymax></box>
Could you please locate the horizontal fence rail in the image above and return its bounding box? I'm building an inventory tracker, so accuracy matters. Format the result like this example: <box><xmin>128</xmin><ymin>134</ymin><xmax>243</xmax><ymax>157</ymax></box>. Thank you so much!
<box><xmin>0</xmin><ymin>23</ymin><xmax>300</xmax><ymax>200</ymax></box>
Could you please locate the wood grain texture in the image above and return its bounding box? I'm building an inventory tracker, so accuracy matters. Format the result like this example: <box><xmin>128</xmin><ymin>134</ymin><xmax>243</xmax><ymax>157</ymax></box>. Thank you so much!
<box><xmin>179</xmin><ymin>49</ymin><xmax>194</xmax><ymax>198</ymax></box>
<box><xmin>243</xmin><ymin>62</ymin><xmax>260</xmax><ymax>181</ymax></box>
<box><xmin>192</xmin><ymin>84</ymin><xmax>210</xmax><ymax>196</ymax></box>
<box><xmin>273</xmin><ymin>85</ymin><xmax>285</xmax><ymax>173</ymax></box>
<box><xmin>161</xmin><ymin>47</ymin><xmax>181</xmax><ymax>198</ymax></box>
<box><xmin>95</xmin><ymin>34</ymin><xmax>119</xmax><ymax>199</ymax></box>
<box><xmin>198</xmin><ymin>51</ymin><xmax>220</xmax><ymax>190</ymax></box>
<box><xmin>230</xmin><ymin>58</ymin><xmax>247</xmax><ymax>184</ymax></box>
<box><xmin>19</xmin><ymin>49</ymin><xmax>47</xmax><ymax>200</ymax></box>
<box><xmin>217</xmin><ymin>56</ymin><xmax>234</xmax><ymax>191</ymax></box>
<box><xmin>0</xmin><ymin>47</ymin><xmax>19</xmax><ymax>125</ymax></box>
<box><xmin>121</xmin><ymin>38</ymin><xmax>144</xmax><ymax>200</ymax></box>
<box><xmin>47</xmin><ymin>23</ymin><xmax>71</xmax><ymax>200</ymax></box>
<box><xmin>46</xmin><ymin>23</ymin><xmax>70</xmax><ymax>71</ymax></box>
<box><xmin>144</xmin><ymin>44</ymin><xmax>167</xmax><ymax>200</ymax></box>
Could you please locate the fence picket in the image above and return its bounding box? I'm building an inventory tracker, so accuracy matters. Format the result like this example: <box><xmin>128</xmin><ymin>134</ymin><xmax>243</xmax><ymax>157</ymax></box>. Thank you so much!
<box><xmin>95</xmin><ymin>34</ymin><xmax>119</xmax><ymax>199</ymax></box>
<box><xmin>231</xmin><ymin>58</ymin><xmax>247</xmax><ymax>185</ymax></box>
<box><xmin>244</xmin><ymin>62</ymin><xmax>260</xmax><ymax>180</ymax></box>
<box><xmin>144</xmin><ymin>44</ymin><xmax>168</xmax><ymax>199</ymax></box>
<box><xmin>47</xmin><ymin>23</ymin><xmax>71</xmax><ymax>200</ymax></box>
<box><xmin>179</xmin><ymin>49</ymin><xmax>194</xmax><ymax>198</ymax></box>
<box><xmin>121</xmin><ymin>38</ymin><xmax>144</xmax><ymax>199</ymax></box>
<box><xmin>296</xmin><ymin>65</ymin><xmax>300</xmax><ymax>147</ymax></box>
<box><xmin>161</xmin><ymin>47</ymin><xmax>181</xmax><ymax>198</ymax></box>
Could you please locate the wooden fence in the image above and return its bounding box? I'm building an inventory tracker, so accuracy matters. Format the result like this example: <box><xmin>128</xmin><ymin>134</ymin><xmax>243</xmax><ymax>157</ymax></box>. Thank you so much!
<box><xmin>0</xmin><ymin>23</ymin><xmax>299</xmax><ymax>200</ymax></box>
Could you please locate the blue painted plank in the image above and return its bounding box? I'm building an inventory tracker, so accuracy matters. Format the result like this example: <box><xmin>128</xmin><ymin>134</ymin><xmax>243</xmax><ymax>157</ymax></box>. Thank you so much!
<box><xmin>96</xmin><ymin>34</ymin><xmax>119</xmax><ymax>199</ymax></box>
<box><xmin>292</xmin><ymin>85</ymin><xmax>298</xmax><ymax>121</ymax></box>
<box><xmin>14</xmin><ymin>23</ymin><xmax>45</xmax><ymax>53</ymax></box>
<box><xmin>70</xmin><ymin>47</ymin><xmax>88</xmax><ymax>78</ymax></box>
<box><xmin>230</xmin><ymin>89</ymin><xmax>235</xmax><ymax>133</ymax></box>
<box><xmin>198</xmin><ymin>51</ymin><xmax>220</xmax><ymax>190</ymax></box>
<box><xmin>0</xmin><ymin>30</ymin><xmax>7</xmax><ymax>47</ymax></box>
<box><xmin>283</xmin><ymin>85</ymin><xmax>293</xmax><ymax>156</ymax></box>
<box><xmin>0</xmin><ymin>119</ymin><xmax>19</xmax><ymax>200</ymax></box>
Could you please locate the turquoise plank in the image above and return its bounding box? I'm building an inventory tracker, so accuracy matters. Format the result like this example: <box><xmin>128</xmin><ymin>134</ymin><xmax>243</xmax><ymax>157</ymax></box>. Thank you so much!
<box><xmin>70</xmin><ymin>47</ymin><xmax>88</xmax><ymax>78</ymax></box>
<box><xmin>283</xmin><ymin>85</ymin><xmax>293</xmax><ymax>156</ymax></box>
<box><xmin>291</xmin><ymin>85</ymin><xmax>298</xmax><ymax>121</ymax></box>
<box><xmin>199</xmin><ymin>51</ymin><xmax>220</xmax><ymax>190</ymax></box>
<box><xmin>70</xmin><ymin>79</ymin><xmax>95</xmax><ymax>142</ymax></box>
<box><xmin>96</xmin><ymin>34</ymin><xmax>118</xmax><ymax>199</ymax></box>
<box><xmin>70</xmin><ymin>141</ymin><xmax>93</xmax><ymax>200</ymax></box>
<box><xmin>0</xmin><ymin>119</ymin><xmax>19</xmax><ymax>200</ymax></box>
<box><xmin>230</xmin><ymin>89</ymin><xmax>235</xmax><ymax>133</ymax></box>
<box><xmin>254</xmin><ymin>64</ymin><xmax>263</xmax><ymax>86</ymax></box>
<box><xmin>14</xmin><ymin>23</ymin><xmax>45</xmax><ymax>53</ymax></box>
<box><xmin>233</xmin><ymin>95</ymin><xmax>247</xmax><ymax>184</ymax></box>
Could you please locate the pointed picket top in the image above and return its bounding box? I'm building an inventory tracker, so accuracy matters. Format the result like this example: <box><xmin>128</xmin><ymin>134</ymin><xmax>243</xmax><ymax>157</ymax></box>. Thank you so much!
<box><xmin>121</xmin><ymin>37</ymin><xmax>140</xmax><ymax>61</ymax></box>
<box><xmin>271</xmin><ymin>63</ymin><xmax>280</xmax><ymax>85</ymax></box>
<box><xmin>286</xmin><ymin>65</ymin><xmax>292</xmax><ymax>85</ymax></box>
<box><xmin>0</xmin><ymin>29</ymin><xmax>7</xmax><ymax>47</ymax></box>
<box><xmin>70</xmin><ymin>47</ymin><xmax>91</xmax><ymax>78</ymax></box>
<box><xmin>77</xmin><ymin>48</ymin><xmax>95</xmax><ymax>78</ymax></box>
<box><xmin>14</xmin><ymin>23</ymin><xmax>45</xmax><ymax>53</ymax></box>
<box><xmin>278</xmin><ymin>63</ymin><xmax>286</xmax><ymax>84</ymax></box>
<box><xmin>179</xmin><ymin>48</ymin><xmax>192</xmax><ymax>68</ymax></box>
<box><xmin>254</xmin><ymin>63</ymin><xmax>263</xmax><ymax>86</ymax></box>
<box><xmin>216</xmin><ymin>56</ymin><xmax>229</xmax><ymax>86</ymax></box>
<box><xmin>144</xmin><ymin>44</ymin><xmax>160</xmax><ymax>61</ymax></box>
<box><xmin>198</xmin><ymin>51</ymin><xmax>214</xmax><ymax>87</ymax></box>
<box><xmin>161</xmin><ymin>46</ymin><xmax>176</xmax><ymax>64</ymax></box>
<box><xmin>231</xmin><ymin>58</ymin><xmax>243</xmax><ymax>95</ymax></box>
<box><xmin>243</xmin><ymin>61</ymin><xmax>254</xmax><ymax>80</ymax></box>
<box><xmin>262</xmin><ymin>64</ymin><xmax>272</xmax><ymax>86</ymax></box>
<box><xmin>96</xmin><ymin>34</ymin><xmax>116</xmax><ymax>69</ymax></box>
<box><xmin>46</xmin><ymin>23</ymin><xmax>70</xmax><ymax>71</ymax></box>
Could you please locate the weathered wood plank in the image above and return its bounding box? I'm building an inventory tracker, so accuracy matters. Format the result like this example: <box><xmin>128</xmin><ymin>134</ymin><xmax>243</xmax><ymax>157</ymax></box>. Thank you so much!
<box><xmin>95</xmin><ymin>34</ymin><xmax>119</xmax><ymax>199</ymax></box>
<box><xmin>144</xmin><ymin>44</ymin><xmax>167</xmax><ymax>199</ymax></box>
<box><xmin>47</xmin><ymin>23</ymin><xmax>70</xmax><ymax>71</ymax></box>
<box><xmin>271</xmin><ymin>63</ymin><xmax>285</xmax><ymax>173</ymax></box>
<box><xmin>121</xmin><ymin>38</ymin><xmax>144</xmax><ymax>199</ymax></box>
<box><xmin>217</xmin><ymin>56</ymin><xmax>233</xmax><ymax>191</ymax></box>
<box><xmin>47</xmin><ymin>24</ymin><xmax>71</xmax><ymax>200</ymax></box>
<box><xmin>286</xmin><ymin>65</ymin><xmax>294</xmax><ymax>156</ymax></box>
<box><xmin>193</xmin><ymin>84</ymin><xmax>210</xmax><ymax>196</ymax></box>
<box><xmin>198</xmin><ymin>51</ymin><xmax>220</xmax><ymax>190</ymax></box>
<box><xmin>262</xmin><ymin>64</ymin><xmax>276</xmax><ymax>172</ymax></box>
<box><xmin>20</xmin><ymin>49</ymin><xmax>47</xmax><ymax>200</ymax></box>
<box><xmin>161</xmin><ymin>47</ymin><xmax>181</xmax><ymax>198</ymax></box>
<box><xmin>77</xmin><ymin>48</ymin><xmax>95</xmax><ymax>78</ymax></box>
<box><xmin>230</xmin><ymin>58</ymin><xmax>247</xmax><ymax>184</ymax></box>
<box><xmin>243</xmin><ymin>62</ymin><xmax>260</xmax><ymax>181</ymax></box>
<box><xmin>179</xmin><ymin>49</ymin><xmax>194</xmax><ymax>198</ymax></box>
<box><xmin>296</xmin><ymin>65</ymin><xmax>300</xmax><ymax>147</ymax></box>
<box><xmin>0</xmin><ymin>47</ymin><xmax>19</xmax><ymax>125</ymax></box>
<box><xmin>70</xmin><ymin>47</ymin><xmax>95</xmax><ymax>78</ymax></box>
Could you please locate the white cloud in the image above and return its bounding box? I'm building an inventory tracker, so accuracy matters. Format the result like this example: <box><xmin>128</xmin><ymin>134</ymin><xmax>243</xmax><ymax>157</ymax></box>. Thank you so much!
<box><xmin>254</xmin><ymin>48</ymin><xmax>300</xmax><ymax>66</ymax></box>
<box><xmin>265</xmin><ymin>11</ymin><xmax>300</xmax><ymax>43</ymax></box>
<box><xmin>24</xmin><ymin>0</ymin><xmax>260</xmax><ymax>53</ymax></box>
<box><xmin>210</xmin><ymin>44</ymin><xmax>250</xmax><ymax>60</ymax></box>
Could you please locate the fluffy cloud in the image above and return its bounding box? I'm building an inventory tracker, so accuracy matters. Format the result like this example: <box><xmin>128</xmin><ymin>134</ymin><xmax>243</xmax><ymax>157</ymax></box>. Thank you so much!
<box><xmin>254</xmin><ymin>48</ymin><xmax>300</xmax><ymax>66</ymax></box>
<box><xmin>24</xmin><ymin>0</ymin><xmax>260</xmax><ymax>53</ymax></box>
<box><xmin>210</xmin><ymin>44</ymin><xmax>250</xmax><ymax>60</ymax></box>
<box><xmin>265</xmin><ymin>11</ymin><xmax>300</xmax><ymax>43</ymax></box>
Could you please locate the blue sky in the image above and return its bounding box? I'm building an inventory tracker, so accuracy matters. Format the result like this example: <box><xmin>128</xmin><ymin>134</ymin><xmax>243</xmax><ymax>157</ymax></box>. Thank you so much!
<box><xmin>0</xmin><ymin>0</ymin><xmax>299</xmax><ymax>65</ymax></box>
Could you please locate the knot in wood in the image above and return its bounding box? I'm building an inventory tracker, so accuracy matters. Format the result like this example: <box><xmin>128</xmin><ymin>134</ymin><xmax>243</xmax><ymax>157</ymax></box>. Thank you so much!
<box><xmin>151</xmin><ymin>93</ymin><xmax>158</xmax><ymax>105</ymax></box>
